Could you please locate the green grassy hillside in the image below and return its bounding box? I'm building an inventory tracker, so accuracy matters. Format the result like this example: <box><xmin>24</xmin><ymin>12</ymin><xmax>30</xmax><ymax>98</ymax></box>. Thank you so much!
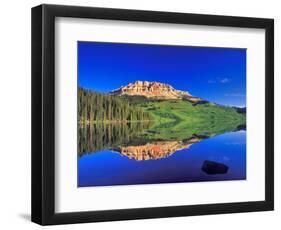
<box><xmin>78</xmin><ymin>93</ymin><xmax>246</xmax><ymax>154</ymax></box>
<box><xmin>78</xmin><ymin>89</ymin><xmax>246</xmax><ymax>144</ymax></box>
<box><xmin>134</xmin><ymin>99</ymin><xmax>246</xmax><ymax>141</ymax></box>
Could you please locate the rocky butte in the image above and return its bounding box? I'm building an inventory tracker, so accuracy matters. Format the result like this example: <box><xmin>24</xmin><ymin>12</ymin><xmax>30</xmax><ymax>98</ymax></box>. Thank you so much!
<box><xmin>110</xmin><ymin>80</ymin><xmax>202</xmax><ymax>103</ymax></box>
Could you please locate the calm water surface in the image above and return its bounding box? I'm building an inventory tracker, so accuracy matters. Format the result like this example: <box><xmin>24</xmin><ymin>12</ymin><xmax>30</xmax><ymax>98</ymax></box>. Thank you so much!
<box><xmin>78</xmin><ymin>130</ymin><xmax>246</xmax><ymax>187</ymax></box>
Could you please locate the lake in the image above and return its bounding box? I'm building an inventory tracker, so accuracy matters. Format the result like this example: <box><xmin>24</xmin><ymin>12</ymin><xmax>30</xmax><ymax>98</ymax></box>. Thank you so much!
<box><xmin>78</xmin><ymin>127</ymin><xmax>246</xmax><ymax>187</ymax></box>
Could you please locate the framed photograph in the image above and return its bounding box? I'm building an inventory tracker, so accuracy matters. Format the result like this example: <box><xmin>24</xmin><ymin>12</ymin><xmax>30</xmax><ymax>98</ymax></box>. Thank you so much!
<box><xmin>31</xmin><ymin>4</ymin><xmax>274</xmax><ymax>225</ymax></box>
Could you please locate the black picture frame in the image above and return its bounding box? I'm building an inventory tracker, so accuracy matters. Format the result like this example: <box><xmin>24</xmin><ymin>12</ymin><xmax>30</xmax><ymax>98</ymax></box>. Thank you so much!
<box><xmin>31</xmin><ymin>4</ymin><xmax>274</xmax><ymax>225</ymax></box>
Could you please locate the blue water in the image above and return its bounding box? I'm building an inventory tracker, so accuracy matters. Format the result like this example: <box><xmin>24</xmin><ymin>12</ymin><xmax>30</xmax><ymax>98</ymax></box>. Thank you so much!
<box><xmin>78</xmin><ymin>131</ymin><xmax>246</xmax><ymax>187</ymax></box>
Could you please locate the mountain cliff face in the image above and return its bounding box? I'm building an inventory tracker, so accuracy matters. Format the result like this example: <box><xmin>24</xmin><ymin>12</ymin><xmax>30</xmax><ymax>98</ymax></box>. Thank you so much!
<box><xmin>110</xmin><ymin>81</ymin><xmax>202</xmax><ymax>102</ymax></box>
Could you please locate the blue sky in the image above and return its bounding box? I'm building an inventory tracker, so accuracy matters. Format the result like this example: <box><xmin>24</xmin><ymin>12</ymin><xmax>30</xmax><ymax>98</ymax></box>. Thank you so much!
<box><xmin>78</xmin><ymin>41</ymin><xmax>246</xmax><ymax>107</ymax></box>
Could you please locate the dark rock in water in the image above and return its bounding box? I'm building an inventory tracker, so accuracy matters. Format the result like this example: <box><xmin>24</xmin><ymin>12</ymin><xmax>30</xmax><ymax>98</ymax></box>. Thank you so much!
<box><xmin>202</xmin><ymin>160</ymin><xmax>229</xmax><ymax>175</ymax></box>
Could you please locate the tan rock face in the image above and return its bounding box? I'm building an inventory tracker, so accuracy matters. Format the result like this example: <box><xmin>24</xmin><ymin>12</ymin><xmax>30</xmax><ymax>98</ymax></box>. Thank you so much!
<box><xmin>110</xmin><ymin>81</ymin><xmax>202</xmax><ymax>102</ymax></box>
<box><xmin>115</xmin><ymin>137</ymin><xmax>204</xmax><ymax>161</ymax></box>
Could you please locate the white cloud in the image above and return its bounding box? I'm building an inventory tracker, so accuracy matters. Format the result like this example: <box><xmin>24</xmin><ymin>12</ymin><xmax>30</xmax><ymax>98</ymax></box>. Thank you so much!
<box><xmin>208</xmin><ymin>77</ymin><xmax>231</xmax><ymax>84</ymax></box>
<box><xmin>224</xmin><ymin>93</ymin><xmax>246</xmax><ymax>97</ymax></box>
<box><xmin>220</xmin><ymin>78</ymin><xmax>230</xmax><ymax>83</ymax></box>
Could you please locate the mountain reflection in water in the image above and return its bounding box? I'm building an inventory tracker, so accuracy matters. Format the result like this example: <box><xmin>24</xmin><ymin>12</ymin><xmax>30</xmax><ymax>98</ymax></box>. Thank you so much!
<box><xmin>78</xmin><ymin>122</ymin><xmax>153</xmax><ymax>157</ymax></box>
<box><xmin>114</xmin><ymin>136</ymin><xmax>204</xmax><ymax>161</ymax></box>
<box><xmin>78</xmin><ymin>122</ymin><xmax>246</xmax><ymax>187</ymax></box>
<box><xmin>78</xmin><ymin>121</ymin><xmax>244</xmax><ymax>158</ymax></box>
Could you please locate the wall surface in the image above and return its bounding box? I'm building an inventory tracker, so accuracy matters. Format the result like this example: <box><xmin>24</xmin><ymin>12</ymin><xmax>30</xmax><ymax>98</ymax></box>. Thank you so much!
<box><xmin>0</xmin><ymin>0</ymin><xmax>279</xmax><ymax>229</ymax></box>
